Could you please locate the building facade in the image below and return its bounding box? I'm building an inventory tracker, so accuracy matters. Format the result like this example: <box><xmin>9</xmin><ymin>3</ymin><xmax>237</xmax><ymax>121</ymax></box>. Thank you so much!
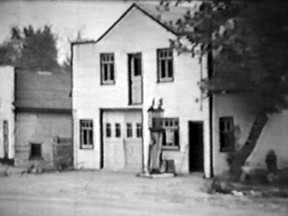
<box><xmin>0</xmin><ymin>66</ymin><xmax>15</xmax><ymax>164</ymax></box>
<box><xmin>15</xmin><ymin>70</ymin><xmax>73</xmax><ymax>169</ymax></box>
<box><xmin>72</xmin><ymin>4</ymin><xmax>212</xmax><ymax>176</ymax></box>
<box><xmin>213</xmin><ymin>92</ymin><xmax>288</xmax><ymax>175</ymax></box>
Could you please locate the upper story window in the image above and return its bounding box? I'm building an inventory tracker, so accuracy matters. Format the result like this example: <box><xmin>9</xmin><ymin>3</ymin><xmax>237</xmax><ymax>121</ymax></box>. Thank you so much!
<box><xmin>80</xmin><ymin>119</ymin><xmax>94</xmax><ymax>149</ymax></box>
<box><xmin>157</xmin><ymin>48</ymin><xmax>173</xmax><ymax>82</ymax></box>
<box><xmin>100</xmin><ymin>53</ymin><xmax>115</xmax><ymax>85</ymax></box>
<box><xmin>219</xmin><ymin>117</ymin><xmax>235</xmax><ymax>152</ymax></box>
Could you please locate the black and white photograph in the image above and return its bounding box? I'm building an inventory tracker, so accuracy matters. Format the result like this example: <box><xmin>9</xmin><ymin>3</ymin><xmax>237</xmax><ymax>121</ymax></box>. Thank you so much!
<box><xmin>0</xmin><ymin>0</ymin><xmax>287</xmax><ymax>215</ymax></box>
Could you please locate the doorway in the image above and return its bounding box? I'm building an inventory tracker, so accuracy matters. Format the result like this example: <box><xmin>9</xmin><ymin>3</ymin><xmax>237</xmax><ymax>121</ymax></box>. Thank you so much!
<box><xmin>128</xmin><ymin>53</ymin><xmax>142</xmax><ymax>104</ymax></box>
<box><xmin>188</xmin><ymin>121</ymin><xmax>204</xmax><ymax>172</ymax></box>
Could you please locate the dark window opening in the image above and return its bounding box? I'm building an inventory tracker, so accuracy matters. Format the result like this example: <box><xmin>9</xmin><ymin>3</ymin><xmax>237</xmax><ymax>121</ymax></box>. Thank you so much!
<box><xmin>29</xmin><ymin>143</ymin><xmax>42</xmax><ymax>160</ymax></box>
<box><xmin>219</xmin><ymin>117</ymin><xmax>235</xmax><ymax>152</ymax></box>
<box><xmin>80</xmin><ymin>119</ymin><xmax>94</xmax><ymax>149</ymax></box>
<box><xmin>115</xmin><ymin>123</ymin><xmax>121</xmax><ymax>138</ymax></box>
<box><xmin>136</xmin><ymin>123</ymin><xmax>142</xmax><ymax>138</ymax></box>
<box><xmin>126</xmin><ymin>123</ymin><xmax>133</xmax><ymax>138</ymax></box>
<box><xmin>106</xmin><ymin>123</ymin><xmax>111</xmax><ymax>138</ymax></box>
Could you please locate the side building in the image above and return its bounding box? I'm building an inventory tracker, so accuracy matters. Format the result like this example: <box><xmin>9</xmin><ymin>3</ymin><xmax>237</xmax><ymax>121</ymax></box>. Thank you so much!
<box><xmin>15</xmin><ymin>70</ymin><xmax>73</xmax><ymax>170</ymax></box>
<box><xmin>0</xmin><ymin>66</ymin><xmax>15</xmax><ymax>164</ymax></box>
<box><xmin>72</xmin><ymin>3</ymin><xmax>212</xmax><ymax>176</ymax></box>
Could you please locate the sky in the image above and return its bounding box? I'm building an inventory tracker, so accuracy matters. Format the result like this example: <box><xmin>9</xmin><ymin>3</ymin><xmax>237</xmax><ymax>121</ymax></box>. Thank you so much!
<box><xmin>0</xmin><ymin>0</ymin><xmax>158</xmax><ymax>63</ymax></box>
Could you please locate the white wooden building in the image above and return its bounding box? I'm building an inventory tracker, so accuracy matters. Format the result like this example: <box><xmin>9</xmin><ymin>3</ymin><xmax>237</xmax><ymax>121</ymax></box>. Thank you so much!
<box><xmin>72</xmin><ymin>3</ymin><xmax>212</xmax><ymax>177</ymax></box>
<box><xmin>0</xmin><ymin>66</ymin><xmax>15</xmax><ymax>164</ymax></box>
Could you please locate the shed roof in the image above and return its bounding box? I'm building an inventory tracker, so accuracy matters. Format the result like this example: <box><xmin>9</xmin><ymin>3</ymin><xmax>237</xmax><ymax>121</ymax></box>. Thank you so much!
<box><xmin>15</xmin><ymin>70</ymin><xmax>72</xmax><ymax>111</ymax></box>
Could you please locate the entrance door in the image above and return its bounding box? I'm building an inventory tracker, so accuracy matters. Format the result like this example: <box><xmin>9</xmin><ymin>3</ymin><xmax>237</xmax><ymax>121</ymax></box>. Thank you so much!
<box><xmin>128</xmin><ymin>53</ymin><xmax>142</xmax><ymax>104</ymax></box>
<box><xmin>188</xmin><ymin>121</ymin><xmax>204</xmax><ymax>172</ymax></box>
<box><xmin>102</xmin><ymin>110</ymin><xmax>142</xmax><ymax>171</ymax></box>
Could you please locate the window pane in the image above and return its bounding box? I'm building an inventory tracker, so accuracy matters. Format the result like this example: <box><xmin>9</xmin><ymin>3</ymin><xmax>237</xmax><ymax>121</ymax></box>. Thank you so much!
<box><xmin>115</xmin><ymin>123</ymin><xmax>121</xmax><ymax>138</ymax></box>
<box><xmin>134</xmin><ymin>57</ymin><xmax>141</xmax><ymax>76</ymax></box>
<box><xmin>110</xmin><ymin>64</ymin><xmax>114</xmax><ymax>81</ymax></box>
<box><xmin>168</xmin><ymin>59</ymin><xmax>173</xmax><ymax>78</ymax></box>
<box><xmin>126</xmin><ymin>123</ymin><xmax>133</xmax><ymax>138</ymax></box>
<box><xmin>136</xmin><ymin>123</ymin><xmax>142</xmax><ymax>138</ymax></box>
<box><xmin>106</xmin><ymin>123</ymin><xmax>111</xmax><ymax>138</ymax></box>
<box><xmin>104</xmin><ymin>65</ymin><xmax>108</xmax><ymax>81</ymax></box>
<box><xmin>161</xmin><ymin>60</ymin><xmax>166</xmax><ymax>78</ymax></box>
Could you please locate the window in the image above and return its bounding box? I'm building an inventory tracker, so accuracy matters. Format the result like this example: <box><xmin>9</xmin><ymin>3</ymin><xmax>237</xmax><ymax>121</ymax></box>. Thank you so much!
<box><xmin>136</xmin><ymin>123</ymin><xmax>142</xmax><ymax>138</ymax></box>
<box><xmin>157</xmin><ymin>48</ymin><xmax>173</xmax><ymax>82</ymax></box>
<box><xmin>152</xmin><ymin>118</ymin><xmax>179</xmax><ymax>149</ymax></box>
<box><xmin>100</xmin><ymin>53</ymin><xmax>115</xmax><ymax>84</ymax></box>
<box><xmin>126</xmin><ymin>123</ymin><xmax>133</xmax><ymax>138</ymax></box>
<box><xmin>115</xmin><ymin>123</ymin><xmax>121</xmax><ymax>138</ymax></box>
<box><xmin>29</xmin><ymin>143</ymin><xmax>43</xmax><ymax>160</ymax></box>
<box><xmin>3</xmin><ymin>120</ymin><xmax>8</xmax><ymax>158</ymax></box>
<box><xmin>80</xmin><ymin>119</ymin><xmax>94</xmax><ymax>149</ymax></box>
<box><xmin>106</xmin><ymin>123</ymin><xmax>111</xmax><ymax>138</ymax></box>
<box><xmin>219</xmin><ymin>117</ymin><xmax>235</xmax><ymax>152</ymax></box>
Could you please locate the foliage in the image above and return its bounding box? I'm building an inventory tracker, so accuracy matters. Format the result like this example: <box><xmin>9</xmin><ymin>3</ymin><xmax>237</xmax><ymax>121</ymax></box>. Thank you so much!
<box><xmin>163</xmin><ymin>0</ymin><xmax>288</xmax><ymax>179</ymax></box>
<box><xmin>0</xmin><ymin>25</ymin><xmax>60</xmax><ymax>72</ymax></box>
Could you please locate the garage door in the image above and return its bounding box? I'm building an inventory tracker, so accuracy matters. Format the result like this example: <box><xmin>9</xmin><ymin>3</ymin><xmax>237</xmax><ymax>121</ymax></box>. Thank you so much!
<box><xmin>102</xmin><ymin>110</ymin><xmax>142</xmax><ymax>171</ymax></box>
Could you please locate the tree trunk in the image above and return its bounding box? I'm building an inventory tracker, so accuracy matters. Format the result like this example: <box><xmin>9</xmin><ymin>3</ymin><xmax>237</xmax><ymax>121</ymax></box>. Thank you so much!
<box><xmin>228</xmin><ymin>112</ymin><xmax>268</xmax><ymax>181</ymax></box>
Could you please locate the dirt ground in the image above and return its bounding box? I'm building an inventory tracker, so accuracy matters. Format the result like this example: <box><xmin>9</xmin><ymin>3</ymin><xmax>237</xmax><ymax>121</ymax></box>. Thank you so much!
<box><xmin>0</xmin><ymin>170</ymin><xmax>287</xmax><ymax>216</ymax></box>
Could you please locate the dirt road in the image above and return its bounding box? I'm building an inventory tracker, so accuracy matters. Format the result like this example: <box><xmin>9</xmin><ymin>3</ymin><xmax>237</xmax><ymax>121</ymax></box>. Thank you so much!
<box><xmin>0</xmin><ymin>171</ymin><xmax>287</xmax><ymax>216</ymax></box>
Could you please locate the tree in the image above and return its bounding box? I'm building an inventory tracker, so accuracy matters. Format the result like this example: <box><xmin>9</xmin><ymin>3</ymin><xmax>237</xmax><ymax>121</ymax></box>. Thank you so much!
<box><xmin>0</xmin><ymin>25</ymin><xmax>60</xmax><ymax>71</ymax></box>
<box><xmin>164</xmin><ymin>0</ymin><xmax>288</xmax><ymax>180</ymax></box>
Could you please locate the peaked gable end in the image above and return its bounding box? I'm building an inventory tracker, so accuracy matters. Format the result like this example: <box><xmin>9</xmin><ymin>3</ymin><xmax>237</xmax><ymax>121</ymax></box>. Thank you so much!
<box><xmin>97</xmin><ymin>4</ymin><xmax>177</xmax><ymax>43</ymax></box>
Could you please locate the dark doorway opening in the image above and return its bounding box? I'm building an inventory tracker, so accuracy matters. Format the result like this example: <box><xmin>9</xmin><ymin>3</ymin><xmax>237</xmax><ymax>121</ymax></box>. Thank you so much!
<box><xmin>188</xmin><ymin>121</ymin><xmax>204</xmax><ymax>172</ymax></box>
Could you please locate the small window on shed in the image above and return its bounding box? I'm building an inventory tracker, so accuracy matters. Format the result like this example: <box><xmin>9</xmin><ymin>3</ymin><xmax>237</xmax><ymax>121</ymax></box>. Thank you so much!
<box><xmin>219</xmin><ymin>117</ymin><xmax>235</xmax><ymax>152</ymax></box>
<box><xmin>29</xmin><ymin>143</ymin><xmax>43</xmax><ymax>160</ymax></box>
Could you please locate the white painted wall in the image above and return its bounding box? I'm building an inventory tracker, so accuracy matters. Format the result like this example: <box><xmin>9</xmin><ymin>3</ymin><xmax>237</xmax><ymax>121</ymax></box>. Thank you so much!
<box><xmin>73</xmin><ymin>7</ymin><xmax>210</xmax><ymax>176</ymax></box>
<box><xmin>0</xmin><ymin>66</ymin><xmax>15</xmax><ymax>159</ymax></box>
<box><xmin>213</xmin><ymin>93</ymin><xmax>288</xmax><ymax>175</ymax></box>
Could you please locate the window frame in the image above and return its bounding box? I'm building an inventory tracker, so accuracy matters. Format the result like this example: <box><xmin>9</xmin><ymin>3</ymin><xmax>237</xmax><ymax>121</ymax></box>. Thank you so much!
<box><xmin>157</xmin><ymin>48</ymin><xmax>174</xmax><ymax>82</ymax></box>
<box><xmin>100</xmin><ymin>53</ymin><xmax>115</xmax><ymax>85</ymax></box>
<box><xmin>80</xmin><ymin>119</ymin><xmax>94</xmax><ymax>149</ymax></box>
<box><xmin>219</xmin><ymin>117</ymin><xmax>235</xmax><ymax>152</ymax></box>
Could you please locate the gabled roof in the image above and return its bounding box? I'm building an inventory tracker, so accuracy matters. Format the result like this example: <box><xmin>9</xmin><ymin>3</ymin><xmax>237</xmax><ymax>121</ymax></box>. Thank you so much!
<box><xmin>15</xmin><ymin>70</ymin><xmax>72</xmax><ymax>112</ymax></box>
<box><xmin>73</xmin><ymin>3</ymin><xmax>198</xmax><ymax>45</ymax></box>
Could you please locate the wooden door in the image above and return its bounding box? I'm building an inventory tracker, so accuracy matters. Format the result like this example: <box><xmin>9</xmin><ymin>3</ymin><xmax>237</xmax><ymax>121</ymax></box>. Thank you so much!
<box><xmin>103</xmin><ymin>111</ymin><xmax>142</xmax><ymax>171</ymax></box>
<box><xmin>128</xmin><ymin>53</ymin><xmax>142</xmax><ymax>104</ymax></box>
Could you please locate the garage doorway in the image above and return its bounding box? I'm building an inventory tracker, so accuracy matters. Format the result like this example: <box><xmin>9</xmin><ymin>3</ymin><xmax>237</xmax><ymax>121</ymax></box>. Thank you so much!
<box><xmin>101</xmin><ymin>110</ymin><xmax>142</xmax><ymax>171</ymax></box>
